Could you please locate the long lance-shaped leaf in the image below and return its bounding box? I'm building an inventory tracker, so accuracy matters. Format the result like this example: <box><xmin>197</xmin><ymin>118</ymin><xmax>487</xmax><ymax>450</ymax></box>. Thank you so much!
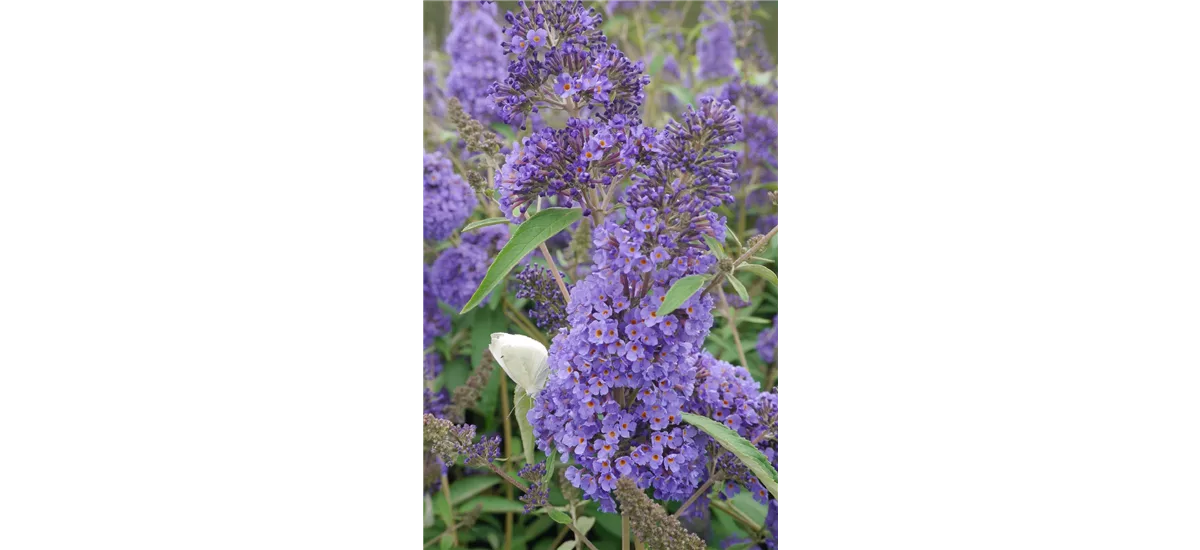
<box><xmin>682</xmin><ymin>412</ymin><xmax>777</xmax><ymax>499</ymax></box>
<box><xmin>655</xmin><ymin>274</ymin><xmax>711</xmax><ymax>318</ymax></box>
<box><xmin>459</xmin><ymin>208</ymin><xmax>582</xmax><ymax>314</ymax></box>
<box><xmin>462</xmin><ymin>217</ymin><xmax>510</xmax><ymax>232</ymax></box>
<box><xmin>514</xmin><ymin>386</ymin><xmax>536</xmax><ymax>466</ymax></box>
<box><xmin>727</xmin><ymin>274</ymin><xmax>750</xmax><ymax>302</ymax></box>
<box><xmin>738</xmin><ymin>263</ymin><xmax>777</xmax><ymax>288</ymax></box>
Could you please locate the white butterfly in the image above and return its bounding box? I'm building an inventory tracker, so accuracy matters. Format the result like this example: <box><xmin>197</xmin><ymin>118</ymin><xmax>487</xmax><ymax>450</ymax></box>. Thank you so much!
<box><xmin>489</xmin><ymin>332</ymin><xmax>549</xmax><ymax>396</ymax></box>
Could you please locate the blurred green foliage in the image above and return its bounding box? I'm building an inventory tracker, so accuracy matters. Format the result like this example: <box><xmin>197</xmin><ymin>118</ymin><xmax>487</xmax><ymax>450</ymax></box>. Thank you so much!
<box><xmin>423</xmin><ymin>1</ymin><xmax>778</xmax><ymax>58</ymax></box>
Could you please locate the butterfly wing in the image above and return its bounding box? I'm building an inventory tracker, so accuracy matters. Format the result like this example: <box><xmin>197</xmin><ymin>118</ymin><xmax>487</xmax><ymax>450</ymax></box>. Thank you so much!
<box><xmin>530</xmin><ymin>354</ymin><xmax>550</xmax><ymax>396</ymax></box>
<box><xmin>489</xmin><ymin>333</ymin><xmax>547</xmax><ymax>394</ymax></box>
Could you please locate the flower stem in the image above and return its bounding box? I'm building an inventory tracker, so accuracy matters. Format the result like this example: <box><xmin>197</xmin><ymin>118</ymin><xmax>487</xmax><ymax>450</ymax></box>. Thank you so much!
<box><xmin>672</xmin><ymin>477</ymin><xmax>717</xmax><ymax>519</ymax></box>
<box><xmin>717</xmin><ymin>288</ymin><xmax>750</xmax><ymax>369</ymax></box>
<box><xmin>486</xmin><ymin>462</ymin><xmax>530</xmax><ymax>492</ymax></box>
<box><xmin>502</xmin><ymin>300</ymin><xmax>549</xmax><ymax>346</ymax></box>
<box><xmin>539</xmin><ymin>242</ymin><xmax>571</xmax><ymax>303</ymax></box>
<box><xmin>440</xmin><ymin>473</ymin><xmax>457</xmax><ymax>546</ymax></box>
<box><xmin>500</xmin><ymin>375</ymin><xmax>514</xmax><ymax>550</ymax></box>
<box><xmin>621</xmin><ymin>513</ymin><xmax>631</xmax><ymax>550</ymax></box>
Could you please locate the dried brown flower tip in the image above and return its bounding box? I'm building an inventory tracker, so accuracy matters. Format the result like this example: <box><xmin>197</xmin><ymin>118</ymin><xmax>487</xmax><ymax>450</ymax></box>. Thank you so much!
<box><xmin>447</xmin><ymin>353</ymin><xmax>495</xmax><ymax>423</ymax></box>
<box><xmin>459</xmin><ymin>503</ymin><xmax>483</xmax><ymax>529</ymax></box>
<box><xmin>447</xmin><ymin>96</ymin><xmax>502</xmax><ymax>159</ymax></box>
<box><xmin>613</xmin><ymin>477</ymin><xmax>706</xmax><ymax>550</ymax></box>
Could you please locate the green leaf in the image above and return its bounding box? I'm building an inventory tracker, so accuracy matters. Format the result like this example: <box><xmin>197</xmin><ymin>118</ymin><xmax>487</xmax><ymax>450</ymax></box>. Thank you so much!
<box><xmin>442</xmin><ymin>359</ymin><xmax>469</xmax><ymax>396</ymax></box>
<box><xmin>655</xmin><ymin>274</ymin><xmax>711</xmax><ymax>318</ymax></box>
<box><xmin>460</xmin><ymin>208</ymin><xmax>582</xmax><ymax>314</ymax></box>
<box><xmin>738</xmin><ymin>263</ymin><xmax>777</xmax><ymax>288</ymax></box>
<box><xmin>514</xmin><ymin>387</ymin><xmax>536</xmax><ymax>465</ymax></box>
<box><xmin>574</xmin><ymin>516</ymin><xmax>595</xmax><ymax>536</ymax></box>
<box><xmin>548</xmin><ymin>510</ymin><xmax>572</xmax><ymax>524</ymax></box>
<box><xmin>730</xmin><ymin>490</ymin><xmax>768</xmax><ymax>524</ymax></box>
<box><xmin>725</xmin><ymin>224</ymin><xmax>742</xmax><ymax>248</ymax></box>
<box><xmin>491</xmin><ymin>122</ymin><xmax>515</xmax><ymax>142</ymax></box>
<box><xmin>555</xmin><ymin>542</ymin><xmax>576</xmax><ymax>550</ymax></box>
<box><xmin>463</xmin><ymin>217</ymin><xmax>510</xmax><ymax>233</ymax></box>
<box><xmin>439</xmin><ymin>533</ymin><xmax>454</xmax><ymax>550</ymax></box>
<box><xmin>741</xmin><ymin>316</ymin><xmax>773</xmax><ymax>325</ymax></box>
<box><xmin>458</xmin><ymin>496</ymin><xmax>526</xmax><ymax>515</ymax></box>
<box><xmin>681</xmin><ymin>413</ymin><xmax>778</xmax><ymax>499</ymax></box>
<box><xmin>470</xmin><ymin>308</ymin><xmax>504</xmax><ymax>424</ymax></box>
<box><xmin>727</xmin><ymin>275</ymin><xmax>750</xmax><ymax>303</ymax></box>
<box><xmin>450</xmin><ymin>476</ymin><xmax>501</xmax><ymax>505</ymax></box>
<box><xmin>703</xmin><ymin>234</ymin><xmax>726</xmax><ymax>258</ymax></box>
<box><xmin>664</xmin><ymin>84</ymin><xmax>695</xmax><ymax>109</ymax></box>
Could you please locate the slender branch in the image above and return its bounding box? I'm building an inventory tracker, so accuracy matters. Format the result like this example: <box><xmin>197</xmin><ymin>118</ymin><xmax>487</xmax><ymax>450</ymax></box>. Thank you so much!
<box><xmin>673</xmin><ymin>477</ymin><xmax>717</xmax><ymax>519</ymax></box>
<box><xmin>718</xmin><ymin>288</ymin><xmax>750</xmax><ymax>369</ymax></box>
<box><xmin>486</xmin><ymin>462</ymin><xmax>530</xmax><ymax>492</ymax></box>
<box><xmin>704</xmin><ymin>224</ymin><xmax>778</xmax><ymax>295</ymax></box>
<box><xmin>622</xmin><ymin>513</ymin><xmax>631</xmax><ymax>550</ymax></box>
<box><xmin>569</xmin><ymin>524</ymin><xmax>600</xmax><ymax>550</ymax></box>
<box><xmin>440</xmin><ymin>473</ymin><xmax>458</xmax><ymax>546</ymax></box>
<box><xmin>539</xmin><ymin>242</ymin><xmax>571</xmax><ymax>303</ymax></box>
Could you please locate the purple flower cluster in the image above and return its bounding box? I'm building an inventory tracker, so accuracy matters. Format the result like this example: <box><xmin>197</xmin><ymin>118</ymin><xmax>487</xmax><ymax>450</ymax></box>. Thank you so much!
<box><xmin>430</xmin><ymin>225</ymin><xmax>511</xmax><ymax>309</ymax></box>
<box><xmin>674</xmin><ymin>350</ymin><xmax>779</xmax><ymax>516</ymax></box>
<box><xmin>623</xmin><ymin>97</ymin><xmax>741</xmax><ymax>253</ymax></box>
<box><xmin>514</xmin><ymin>264</ymin><xmax>569</xmax><ymax>332</ymax></box>
<box><xmin>424</xmin><ymin>266</ymin><xmax>451</xmax><ymax>348</ymax></box>
<box><xmin>488</xmin><ymin>1</ymin><xmax>649</xmax><ymax>126</ymax></box>
<box><xmin>424</xmin><ymin>151</ymin><xmax>477</xmax><ymax>241</ymax></box>
<box><xmin>756</xmin><ymin>316</ymin><xmax>777</xmax><ymax>364</ymax></box>
<box><xmin>517</xmin><ymin>462</ymin><xmax>549</xmax><ymax>512</ymax></box>
<box><xmin>493</xmin><ymin>116</ymin><xmax>655</xmax><ymax>220</ymax></box>
<box><xmin>529</xmin><ymin>266</ymin><xmax>716</xmax><ymax>510</ymax></box>
<box><xmin>464</xmin><ymin>434</ymin><xmax>502</xmax><ymax>466</ymax></box>
<box><xmin>696</xmin><ymin>3</ymin><xmax>737</xmax><ymax>81</ymax></box>
<box><xmin>445</xmin><ymin>1</ymin><xmax>509</xmax><ymax>122</ymax></box>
